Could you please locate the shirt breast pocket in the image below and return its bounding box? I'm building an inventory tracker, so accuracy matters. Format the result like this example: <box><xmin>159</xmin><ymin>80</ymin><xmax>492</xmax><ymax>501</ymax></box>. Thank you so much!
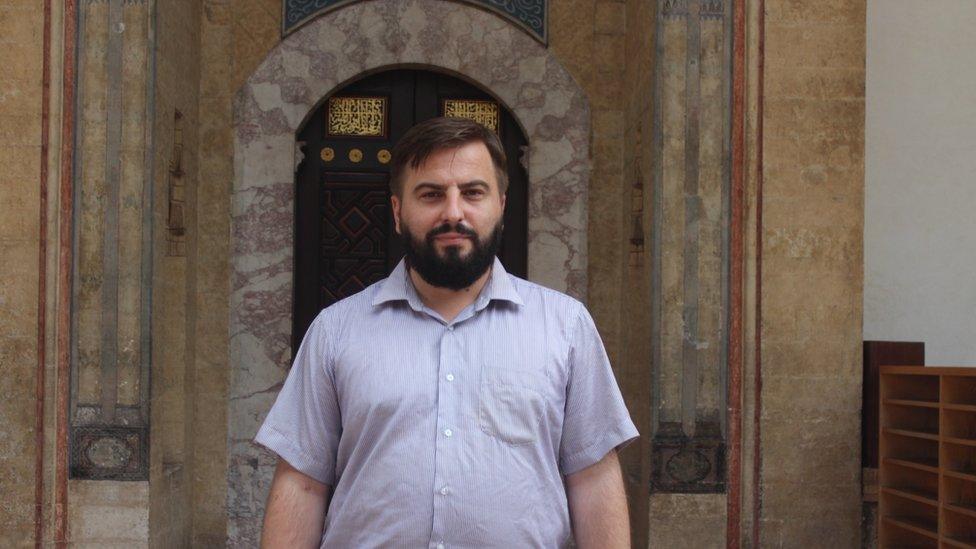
<box><xmin>478</xmin><ymin>365</ymin><xmax>548</xmax><ymax>446</ymax></box>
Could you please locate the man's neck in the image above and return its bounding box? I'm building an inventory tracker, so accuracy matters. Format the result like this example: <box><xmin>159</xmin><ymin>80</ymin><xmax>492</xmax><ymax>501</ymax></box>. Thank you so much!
<box><xmin>408</xmin><ymin>266</ymin><xmax>492</xmax><ymax>324</ymax></box>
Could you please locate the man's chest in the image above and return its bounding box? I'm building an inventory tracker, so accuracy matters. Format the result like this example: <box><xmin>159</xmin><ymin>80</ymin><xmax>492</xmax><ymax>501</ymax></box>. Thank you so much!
<box><xmin>330</xmin><ymin>313</ymin><xmax>568</xmax><ymax>438</ymax></box>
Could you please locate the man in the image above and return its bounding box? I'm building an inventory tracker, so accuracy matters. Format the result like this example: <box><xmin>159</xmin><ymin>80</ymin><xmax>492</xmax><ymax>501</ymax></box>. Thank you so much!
<box><xmin>256</xmin><ymin>117</ymin><xmax>638</xmax><ymax>548</ymax></box>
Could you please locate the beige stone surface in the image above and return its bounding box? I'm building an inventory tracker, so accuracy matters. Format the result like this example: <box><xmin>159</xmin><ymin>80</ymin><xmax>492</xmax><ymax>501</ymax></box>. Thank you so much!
<box><xmin>648</xmin><ymin>493</ymin><xmax>727</xmax><ymax>548</ymax></box>
<box><xmin>149</xmin><ymin>0</ymin><xmax>203</xmax><ymax>546</ymax></box>
<box><xmin>0</xmin><ymin>0</ymin><xmax>43</xmax><ymax>544</ymax></box>
<box><xmin>758</xmin><ymin>0</ymin><xmax>866</xmax><ymax>547</ymax></box>
<box><xmin>550</xmin><ymin>0</ymin><xmax>626</xmax><ymax>368</ymax></box>
<box><xmin>68</xmin><ymin>480</ymin><xmax>149</xmax><ymax>545</ymax></box>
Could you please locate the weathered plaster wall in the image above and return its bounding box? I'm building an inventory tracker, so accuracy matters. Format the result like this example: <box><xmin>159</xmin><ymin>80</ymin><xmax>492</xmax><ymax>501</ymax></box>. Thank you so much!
<box><xmin>550</xmin><ymin>0</ymin><xmax>627</xmax><ymax>370</ymax></box>
<box><xmin>68</xmin><ymin>481</ymin><xmax>150</xmax><ymax>547</ymax></box>
<box><xmin>148</xmin><ymin>0</ymin><xmax>202</xmax><ymax>545</ymax></box>
<box><xmin>759</xmin><ymin>0</ymin><xmax>865</xmax><ymax>545</ymax></box>
<box><xmin>865</xmin><ymin>1</ymin><xmax>976</xmax><ymax>366</ymax></box>
<box><xmin>0</xmin><ymin>0</ymin><xmax>44</xmax><ymax>543</ymax></box>
<box><xmin>178</xmin><ymin>1</ymin><xmax>281</xmax><ymax>545</ymax></box>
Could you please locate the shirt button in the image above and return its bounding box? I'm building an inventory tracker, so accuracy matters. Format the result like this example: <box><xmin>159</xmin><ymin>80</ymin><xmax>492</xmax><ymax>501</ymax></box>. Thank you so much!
<box><xmin>440</xmin><ymin>486</ymin><xmax>450</xmax><ymax>496</ymax></box>
<box><xmin>443</xmin><ymin>428</ymin><xmax>453</xmax><ymax>437</ymax></box>
<box><xmin>445</xmin><ymin>373</ymin><xmax>455</xmax><ymax>382</ymax></box>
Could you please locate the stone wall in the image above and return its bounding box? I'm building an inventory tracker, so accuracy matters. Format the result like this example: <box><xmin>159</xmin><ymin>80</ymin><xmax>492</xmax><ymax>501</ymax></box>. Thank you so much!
<box><xmin>758</xmin><ymin>0</ymin><xmax>865</xmax><ymax>545</ymax></box>
<box><xmin>620</xmin><ymin>0</ymin><xmax>655</xmax><ymax>546</ymax></box>
<box><xmin>68</xmin><ymin>481</ymin><xmax>150</xmax><ymax>547</ymax></box>
<box><xmin>0</xmin><ymin>0</ymin><xmax>45</xmax><ymax>543</ymax></box>
<box><xmin>148</xmin><ymin>0</ymin><xmax>202</xmax><ymax>545</ymax></box>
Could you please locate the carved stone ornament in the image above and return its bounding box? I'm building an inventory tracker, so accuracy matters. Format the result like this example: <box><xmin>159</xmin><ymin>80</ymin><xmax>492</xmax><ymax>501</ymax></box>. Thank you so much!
<box><xmin>282</xmin><ymin>0</ymin><xmax>548</xmax><ymax>43</ymax></box>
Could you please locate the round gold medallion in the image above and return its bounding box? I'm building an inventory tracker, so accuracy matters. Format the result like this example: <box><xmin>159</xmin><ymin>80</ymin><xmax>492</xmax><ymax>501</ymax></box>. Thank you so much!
<box><xmin>377</xmin><ymin>149</ymin><xmax>391</xmax><ymax>164</ymax></box>
<box><xmin>348</xmin><ymin>148</ymin><xmax>363</xmax><ymax>163</ymax></box>
<box><xmin>320</xmin><ymin>147</ymin><xmax>335</xmax><ymax>162</ymax></box>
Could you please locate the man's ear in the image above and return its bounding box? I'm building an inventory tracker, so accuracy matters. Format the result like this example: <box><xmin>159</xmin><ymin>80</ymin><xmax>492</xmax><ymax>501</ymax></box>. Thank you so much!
<box><xmin>391</xmin><ymin>194</ymin><xmax>402</xmax><ymax>235</ymax></box>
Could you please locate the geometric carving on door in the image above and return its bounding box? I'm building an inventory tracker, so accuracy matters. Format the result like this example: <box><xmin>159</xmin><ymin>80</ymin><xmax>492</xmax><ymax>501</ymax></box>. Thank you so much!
<box><xmin>320</xmin><ymin>184</ymin><xmax>390</xmax><ymax>305</ymax></box>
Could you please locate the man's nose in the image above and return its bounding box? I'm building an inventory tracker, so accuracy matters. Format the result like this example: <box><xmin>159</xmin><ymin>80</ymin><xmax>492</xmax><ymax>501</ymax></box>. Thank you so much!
<box><xmin>441</xmin><ymin>188</ymin><xmax>464</xmax><ymax>224</ymax></box>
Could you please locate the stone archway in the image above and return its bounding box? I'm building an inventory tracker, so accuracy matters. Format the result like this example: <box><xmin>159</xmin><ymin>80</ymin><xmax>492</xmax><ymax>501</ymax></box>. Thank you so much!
<box><xmin>227</xmin><ymin>0</ymin><xmax>590</xmax><ymax>543</ymax></box>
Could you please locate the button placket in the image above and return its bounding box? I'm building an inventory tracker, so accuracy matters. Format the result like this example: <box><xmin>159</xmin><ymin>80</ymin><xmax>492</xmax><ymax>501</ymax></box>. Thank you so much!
<box><xmin>431</xmin><ymin>327</ymin><xmax>461</xmax><ymax>547</ymax></box>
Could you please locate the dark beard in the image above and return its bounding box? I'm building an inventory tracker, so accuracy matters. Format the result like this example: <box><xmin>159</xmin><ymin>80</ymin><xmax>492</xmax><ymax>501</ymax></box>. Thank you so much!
<box><xmin>401</xmin><ymin>220</ymin><xmax>504</xmax><ymax>291</ymax></box>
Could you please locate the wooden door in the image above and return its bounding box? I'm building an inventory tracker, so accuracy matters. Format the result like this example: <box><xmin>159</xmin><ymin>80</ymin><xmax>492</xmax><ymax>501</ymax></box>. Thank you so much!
<box><xmin>293</xmin><ymin>70</ymin><xmax>528</xmax><ymax>352</ymax></box>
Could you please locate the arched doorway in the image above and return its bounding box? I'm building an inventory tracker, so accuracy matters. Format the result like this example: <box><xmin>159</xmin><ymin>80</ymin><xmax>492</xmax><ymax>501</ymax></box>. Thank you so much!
<box><xmin>292</xmin><ymin>69</ymin><xmax>530</xmax><ymax>351</ymax></box>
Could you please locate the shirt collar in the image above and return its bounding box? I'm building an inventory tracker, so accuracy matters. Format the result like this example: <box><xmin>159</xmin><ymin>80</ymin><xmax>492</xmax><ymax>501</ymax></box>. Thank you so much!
<box><xmin>371</xmin><ymin>257</ymin><xmax>524</xmax><ymax>310</ymax></box>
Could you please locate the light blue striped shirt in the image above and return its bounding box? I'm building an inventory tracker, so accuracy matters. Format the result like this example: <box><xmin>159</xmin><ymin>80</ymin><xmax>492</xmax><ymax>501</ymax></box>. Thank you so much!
<box><xmin>255</xmin><ymin>258</ymin><xmax>638</xmax><ymax>548</ymax></box>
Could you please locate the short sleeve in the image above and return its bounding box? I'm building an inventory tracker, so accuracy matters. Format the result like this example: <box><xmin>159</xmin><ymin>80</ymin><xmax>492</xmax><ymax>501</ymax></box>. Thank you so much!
<box><xmin>558</xmin><ymin>305</ymin><xmax>639</xmax><ymax>476</ymax></box>
<box><xmin>254</xmin><ymin>314</ymin><xmax>341</xmax><ymax>485</ymax></box>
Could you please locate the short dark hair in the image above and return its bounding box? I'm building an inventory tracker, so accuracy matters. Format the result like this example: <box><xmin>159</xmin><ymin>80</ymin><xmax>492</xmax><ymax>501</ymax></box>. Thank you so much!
<box><xmin>389</xmin><ymin>116</ymin><xmax>509</xmax><ymax>196</ymax></box>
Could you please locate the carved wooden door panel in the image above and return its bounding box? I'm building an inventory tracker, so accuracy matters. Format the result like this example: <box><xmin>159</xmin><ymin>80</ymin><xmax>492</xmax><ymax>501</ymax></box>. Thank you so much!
<box><xmin>293</xmin><ymin>70</ymin><xmax>528</xmax><ymax>352</ymax></box>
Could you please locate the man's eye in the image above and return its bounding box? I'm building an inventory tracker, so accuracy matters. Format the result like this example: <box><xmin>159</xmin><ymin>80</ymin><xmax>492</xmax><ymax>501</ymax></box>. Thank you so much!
<box><xmin>463</xmin><ymin>189</ymin><xmax>485</xmax><ymax>197</ymax></box>
<box><xmin>421</xmin><ymin>191</ymin><xmax>442</xmax><ymax>199</ymax></box>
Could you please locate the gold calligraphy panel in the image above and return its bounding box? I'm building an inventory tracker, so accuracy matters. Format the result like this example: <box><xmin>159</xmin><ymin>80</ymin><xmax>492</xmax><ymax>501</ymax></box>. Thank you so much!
<box><xmin>327</xmin><ymin>96</ymin><xmax>387</xmax><ymax>137</ymax></box>
<box><xmin>442</xmin><ymin>99</ymin><xmax>499</xmax><ymax>132</ymax></box>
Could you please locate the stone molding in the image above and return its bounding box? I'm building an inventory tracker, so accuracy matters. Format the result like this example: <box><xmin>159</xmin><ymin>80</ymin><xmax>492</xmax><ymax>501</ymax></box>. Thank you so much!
<box><xmin>227</xmin><ymin>0</ymin><xmax>589</xmax><ymax>543</ymax></box>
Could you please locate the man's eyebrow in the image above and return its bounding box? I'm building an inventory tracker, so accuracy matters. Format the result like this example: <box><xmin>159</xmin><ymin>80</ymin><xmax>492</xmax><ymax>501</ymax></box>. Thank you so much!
<box><xmin>412</xmin><ymin>180</ymin><xmax>491</xmax><ymax>193</ymax></box>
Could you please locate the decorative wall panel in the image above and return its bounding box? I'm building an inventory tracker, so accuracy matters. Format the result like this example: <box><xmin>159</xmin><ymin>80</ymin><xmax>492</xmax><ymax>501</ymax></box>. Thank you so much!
<box><xmin>442</xmin><ymin>99</ymin><xmax>500</xmax><ymax>132</ymax></box>
<box><xmin>327</xmin><ymin>97</ymin><xmax>388</xmax><ymax>137</ymax></box>
<box><xmin>70</xmin><ymin>0</ymin><xmax>152</xmax><ymax>481</ymax></box>
<box><xmin>282</xmin><ymin>0</ymin><xmax>548</xmax><ymax>43</ymax></box>
<box><xmin>650</xmin><ymin>0</ymin><xmax>732</xmax><ymax>493</ymax></box>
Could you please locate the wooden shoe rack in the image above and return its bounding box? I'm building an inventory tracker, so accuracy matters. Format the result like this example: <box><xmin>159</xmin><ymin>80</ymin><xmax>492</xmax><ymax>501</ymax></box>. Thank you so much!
<box><xmin>880</xmin><ymin>366</ymin><xmax>976</xmax><ymax>548</ymax></box>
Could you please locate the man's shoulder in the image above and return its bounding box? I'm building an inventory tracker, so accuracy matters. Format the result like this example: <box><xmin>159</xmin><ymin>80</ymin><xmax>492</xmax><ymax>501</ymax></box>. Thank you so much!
<box><xmin>310</xmin><ymin>277</ymin><xmax>387</xmax><ymax>327</ymax></box>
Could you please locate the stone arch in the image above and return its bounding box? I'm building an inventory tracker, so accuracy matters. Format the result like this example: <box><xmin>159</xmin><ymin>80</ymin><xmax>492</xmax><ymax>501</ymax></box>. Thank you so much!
<box><xmin>227</xmin><ymin>0</ymin><xmax>589</xmax><ymax>543</ymax></box>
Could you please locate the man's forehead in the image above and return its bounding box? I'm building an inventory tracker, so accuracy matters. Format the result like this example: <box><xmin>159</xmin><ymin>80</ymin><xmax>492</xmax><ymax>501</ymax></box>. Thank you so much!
<box><xmin>413</xmin><ymin>142</ymin><xmax>490</xmax><ymax>168</ymax></box>
<box><xmin>404</xmin><ymin>143</ymin><xmax>498</xmax><ymax>187</ymax></box>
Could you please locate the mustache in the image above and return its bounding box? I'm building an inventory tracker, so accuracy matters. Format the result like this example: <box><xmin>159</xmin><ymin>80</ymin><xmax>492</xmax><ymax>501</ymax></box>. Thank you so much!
<box><xmin>426</xmin><ymin>223</ymin><xmax>478</xmax><ymax>240</ymax></box>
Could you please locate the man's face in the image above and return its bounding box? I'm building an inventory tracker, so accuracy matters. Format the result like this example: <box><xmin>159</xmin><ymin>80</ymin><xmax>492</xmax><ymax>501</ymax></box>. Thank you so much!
<box><xmin>391</xmin><ymin>140</ymin><xmax>506</xmax><ymax>290</ymax></box>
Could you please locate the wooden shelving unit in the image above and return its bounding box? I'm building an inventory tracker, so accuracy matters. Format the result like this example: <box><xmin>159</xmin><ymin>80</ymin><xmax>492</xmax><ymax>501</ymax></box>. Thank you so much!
<box><xmin>880</xmin><ymin>366</ymin><xmax>976</xmax><ymax>548</ymax></box>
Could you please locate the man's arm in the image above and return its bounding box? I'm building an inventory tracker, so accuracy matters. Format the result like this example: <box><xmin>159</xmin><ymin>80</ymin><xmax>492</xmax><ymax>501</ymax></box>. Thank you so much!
<box><xmin>565</xmin><ymin>450</ymin><xmax>630</xmax><ymax>549</ymax></box>
<box><xmin>261</xmin><ymin>459</ymin><xmax>331</xmax><ymax>549</ymax></box>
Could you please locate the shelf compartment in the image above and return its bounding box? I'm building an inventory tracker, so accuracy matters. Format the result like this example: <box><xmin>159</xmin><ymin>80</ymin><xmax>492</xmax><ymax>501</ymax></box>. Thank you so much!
<box><xmin>883</xmin><ymin>373</ymin><xmax>940</xmax><ymax>403</ymax></box>
<box><xmin>944</xmin><ymin>377</ymin><xmax>976</xmax><ymax>406</ymax></box>
<box><xmin>884</xmin><ymin>403</ymin><xmax>940</xmax><ymax>436</ymax></box>
<box><xmin>883</xmin><ymin>460</ymin><xmax>940</xmax><ymax>502</ymax></box>
<box><xmin>882</xmin><ymin>487</ymin><xmax>938</xmax><ymax>508</ymax></box>
<box><xmin>944</xmin><ymin>506</ymin><xmax>976</xmax><ymax>548</ymax></box>
<box><xmin>945</xmin><ymin>475</ymin><xmax>976</xmax><ymax>512</ymax></box>
<box><xmin>883</xmin><ymin>432</ymin><xmax>940</xmax><ymax>469</ymax></box>
<box><xmin>945</xmin><ymin>409</ymin><xmax>976</xmax><ymax>441</ymax></box>
<box><xmin>945</xmin><ymin>443</ymin><xmax>976</xmax><ymax>478</ymax></box>
<box><xmin>881</xmin><ymin>516</ymin><xmax>938</xmax><ymax>541</ymax></box>
<box><xmin>882</xmin><ymin>491</ymin><xmax>939</xmax><ymax>538</ymax></box>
